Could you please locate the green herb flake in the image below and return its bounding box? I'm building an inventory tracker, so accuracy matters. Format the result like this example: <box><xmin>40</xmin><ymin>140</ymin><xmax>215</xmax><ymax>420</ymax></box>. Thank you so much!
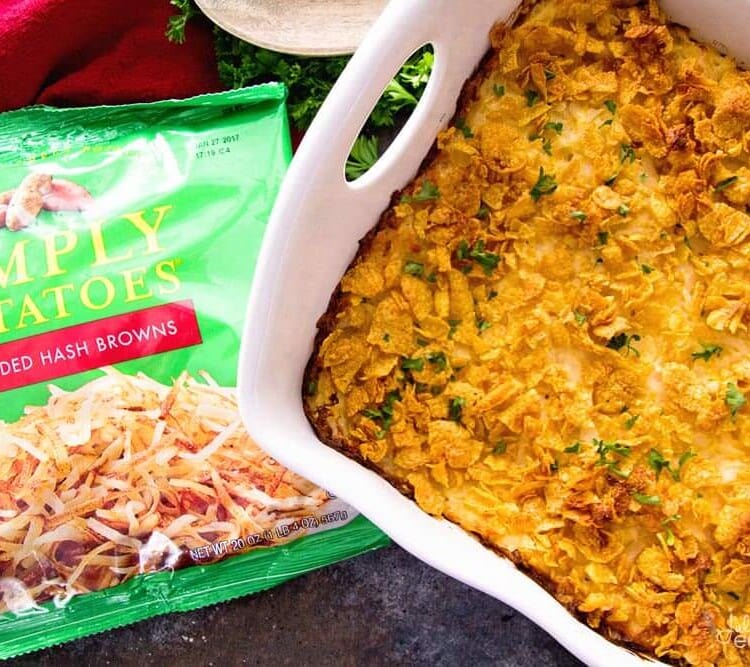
<box><xmin>493</xmin><ymin>84</ymin><xmax>506</xmax><ymax>97</ymax></box>
<box><xmin>476</xmin><ymin>204</ymin><xmax>490</xmax><ymax>220</ymax></box>
<box><xmin>619</xmin><ymin>143</ymin><xmax>636</xmax><ymax>164</ymax></box>
<box><xmin>426</xmin><ymin>272</ymin><xmax>438</xmax><ymax>283</ymax></box>
<box><xmin>401</xmin><ymin>357</ymin><xmax>425</xmax><ymax>372</ymax></box>
<box><xmin>306</xmin><ymin>380</ymin><xmax>318</xmax><ymax>397</ymax></box>
<box><xmin>633</xmin><ymin>492</ymin><xmax>661</xmax><ymax>506</ymax></box>
<box><xmin>383</xmin><ymin>333</ymin><xmax>391</xmax><ymax>342</ymax></box>
<box><xmin>493</xmin><ymin>440</ymin><xmax>508</xmax><ymax>455</ymax></box>
<box><xmin>625</xmin><ymin>414</ymin><xmax>639</xmax><ymax>430</ymax></box>
<box><xmin>416</xmin><ymin>337</ymin><xmax>429</xmax><ymax>347</ymax></box>
<box><xmin>488</xmin><ymin>289</ymin><xmax>499</xmax><ymax>300</ymax></box>
<box><xmin>604</xmin><ymin>173</ymin><xmax>618</xmax><ymax>186</ymax></box>
<box><xmin>449</xmin><ymin>396</ymin><xmax>466</xmax><ymax>422</ymax></box>
<box><xmin>456</xmin><ymin>117</ymin><xmax>474</xmax><ymax>139</ymax></box>
<box><xmin>647</xmin><ymin>448</ymin><xmax>670</xmax><ymax>479</ymax></box>
<box><xmin>726</xmin><ymin>382</ymin><xmax>746</xmax><ymax>419</ymax></box>
<box><xmin>597</xmin><ymin>231</ymin><xmax>609</xmax><ymax>246</ymax></box>
<box><xmin>691</xmin><ymin>343</ymin><xmax>722</xmax><ymax>362</ymax></box>
<box><xmin>542</xmin><ymin>137</ymin><xmax>553</xmax><ymax>155</ymax></box>
<box><xmin>427</xmin><ymin>351</ymin><xmax>448</xmax><ymax>371</ymax></box>
<box><xmin>604</xmin><ymin>99</ymin><xmax>617</xmax><ymax>115</ymax></box>
<box><xmin>600</xmin><ymin>119</ymin><xmax>614</xmax><ymax>128</ymax></box>
<box><xmin>448</xmin><ymin>319</ymin><xmax>461</xmax><ymax>339</ymax></box>
<box><xmin>564</xmin><ymin>442</ymin><xmax>581</xmax><ymax>454</ymax></box>
<box><xmin>671</xmin><ymin>450</ymin><xmax>696</xmax><ymax>481</ymax></box>
<box><xmin>641</xmin><ymin>264</ymin><xmax>654</xmax><ymax>274</ymax></box>
<box><xmin>360</xmin><ymin>390</ymin><xmax>402</xmax><ymax>436</ymax></box>
<box><xmin>457</xmin><ymin>239</ymin><xmax>501</xmax><ymax>275</ymax></box>
<box><xmin>525</xmin><ymin>89</ymin><xmax>541</xmax><ymax>107</ymax></box>
<box><xmin>544</xmin><ymin>69</ymin><xmax>556</xmax><ymax>81</ymax></box>
<box><xmin>573</xmin><ymin>310</ymin><xmax>588</xmax><ymax>325</ymax></box>
<box><xmin>530</xmin><ymin>167</ymin><xmax>558</xmax><ymax>202</ymax></box>
<box><xmin>544</xmin><ymin>121</ymin><xmax>563</xmax><ymax>135</ymax></box>
<box><xmin>570</xmin><ymin>210</ymin><xmax>587</xmax><ymax>222</ymax></box>
<box><xmin>617</xmin><ymin>204</ymin><xmax>630</xmax><ymax>217</ymax></box>
<box><xmin>606</xmin><ymin>332</ymin><xmax>641</xmax><ymax>357</ymax></box>
<box><xmin>715</xmin><ymin>175</ymin><xmax>739</xmax><ymax>192</ymax></box>
<box><xmin>401</xmin><ymin>180</ymin><xmax>440</xmax><ymax>203</ymax></box>
<box><xmin>476</xmin><ymin>317</ymin><xmax>491</xmax><ymax>332</ymax></box>
<box><xmin>404</xmin><ymin>261</ymin><xmax>424</xmax><ymax>277</ymax></box>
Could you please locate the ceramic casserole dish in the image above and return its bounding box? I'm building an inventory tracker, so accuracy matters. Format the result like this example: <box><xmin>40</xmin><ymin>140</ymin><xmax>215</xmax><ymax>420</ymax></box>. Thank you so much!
<box><xmin>238</xmin><ymin>1</ymin><xmax>750</xmax><ymax>664</ymax></box>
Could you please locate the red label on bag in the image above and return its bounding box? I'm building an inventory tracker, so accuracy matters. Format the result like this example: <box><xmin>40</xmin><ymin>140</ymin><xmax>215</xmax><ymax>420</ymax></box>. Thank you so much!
<box><xmin>0</xmin><ymin>300</ymin><xmax>202</xmax><ymax>392</ymax></box>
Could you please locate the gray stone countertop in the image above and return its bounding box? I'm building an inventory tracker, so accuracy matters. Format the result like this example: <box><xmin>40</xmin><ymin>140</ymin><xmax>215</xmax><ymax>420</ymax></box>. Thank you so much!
<box><xmin>13</xmin><ymin>544</ymin><xmax>585</xmax><ymax>666</ymax></box>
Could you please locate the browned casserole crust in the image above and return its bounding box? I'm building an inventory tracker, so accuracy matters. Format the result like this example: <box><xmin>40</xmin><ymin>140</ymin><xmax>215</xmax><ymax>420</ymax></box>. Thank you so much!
<box><xmin>304</xmin><ymin>1</ymin><xmax>750</xmax><ymax>664</ymax></box>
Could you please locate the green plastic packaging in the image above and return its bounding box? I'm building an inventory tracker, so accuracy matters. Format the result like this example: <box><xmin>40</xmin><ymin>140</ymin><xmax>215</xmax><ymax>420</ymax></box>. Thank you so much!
<box><xmin>0</xmin><ymin>85</ymin><xmax>388</xmax><ymax>658</ymax></box>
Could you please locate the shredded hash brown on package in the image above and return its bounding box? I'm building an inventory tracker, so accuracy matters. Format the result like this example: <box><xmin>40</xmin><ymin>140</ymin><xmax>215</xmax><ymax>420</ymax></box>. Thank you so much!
<box><xmin>0</xmin><ymin>368</ymin><xmax>328</xmax><ymax>611</ymax></box>
<box><xmin>304</xmin><ymin>1</ymin><xmax>750</xmax><ymax>664</ymax></box>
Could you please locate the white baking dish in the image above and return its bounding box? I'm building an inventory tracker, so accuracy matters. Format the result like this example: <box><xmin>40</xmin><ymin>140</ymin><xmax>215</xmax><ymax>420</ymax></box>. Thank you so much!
<box><xmin>238</xmin><ymin>2</ymin><xmax>750</xmax><ymax>665</ymax></box>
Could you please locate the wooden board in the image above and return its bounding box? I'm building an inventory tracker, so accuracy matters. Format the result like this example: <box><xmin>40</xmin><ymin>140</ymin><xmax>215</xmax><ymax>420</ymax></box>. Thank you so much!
<box><xmin>195</xmin><ymin>0</ymin><xmax>389</xmax><ymax>56</ymax></box>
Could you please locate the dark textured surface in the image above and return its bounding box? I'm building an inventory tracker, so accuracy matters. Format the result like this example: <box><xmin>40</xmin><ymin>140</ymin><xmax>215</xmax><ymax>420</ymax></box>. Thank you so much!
<box><xmin>13</xmin><ymin>544</ymin><xmax>585</xmax><ymax>667</ymax></box>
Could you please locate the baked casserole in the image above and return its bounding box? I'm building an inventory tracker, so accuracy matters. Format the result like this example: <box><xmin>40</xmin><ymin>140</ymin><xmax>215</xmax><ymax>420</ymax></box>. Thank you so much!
<box><xmin>303</xmin><ymin>0</ymin><xmax>750</xmax><ymax>663</ymax></box>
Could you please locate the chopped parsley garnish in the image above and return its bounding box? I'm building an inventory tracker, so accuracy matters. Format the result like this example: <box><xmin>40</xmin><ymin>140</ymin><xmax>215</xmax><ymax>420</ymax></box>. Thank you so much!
<box><xmin>564</xmin><ymin>442</ymin><xmax>581</xmax><ymax>453</ymax></box>
<box><xmin>448</xmin><ymin>319</ymin><xmax>461</xmax><ymax>339</ymax></box>
<box><xmin>525</xmin><ymin>89</ymin><xmax>541</xmax><ymax>107</ymax></box>
<box><xmin>401</xmin><ymin>180</ymin><xmax>440</xmax><ymax>203</ymax></box>
<box><xmin>633</xmin><ymin>492</ymin><xmax>661</xmax><ymax>506</ymax></box>
<box><xmin>573</xmin><ymin>310</ymin><xmax>588</xmax><ymax>325</ymax></box>
<box><xmin>427</xmin><ymin>351</ymin><xmax>448</xmax><ymax>371</ymax></box>
<box><xmin>455</xmin><ymin>239</ymin><xmax>501</xmax><ymax>275</ymax></box>
<box><xmin>606</xmin><ymin>332</ymin><xmax>641</xmax><ymax>357</ymax></box>
<box><xmin>426</xmin><ymin>272</ymin><xmax>438</xmax><ymax>283</ymax></box>
<box><xmin>306</xmin><ymin>380</ymin><xmax>318</xmax><ymax>396</ymax></box>
<box><xmin>594</xmin><ymin>438</ymin><xmax>631</xmax><ymax>478</ymax></box>
<box><xmin>691</xmin><ymin>343</ymin><xmax>722</xmax><ymax>362</ymax></box>
<box><xmin>476</xmin><ymin>317</ymin><xmax>491</xmax><ymax>332</ymax></box>
<box><xmin>456</xmin><ymin>117</ymin><xmax>474</xmax><ymax>138</ymax></box>
<box><xmin>617</xmin><ymin>204</ymin><xmax>630</xmax><ymax>217</ymax></box>
<box><xmin>604</xmin><ymin>173</ymin><xmax>618</xmax><ymax>186</ymax></box>
<box><xmin>416</xmin><ymin>337</ymin><xmax>429</xmax><ymax>347</ymax></box>
<box><xmin>726</xmin><ymin>382</ymin><xmax>746</xmax><ymax>419</ymax></box>
<box><xmin>361</xmin><ymin>390</ymin><xmax>402</xmax><ymax>437</ymax></box>
<box><xmin>404</xmin><ymin>261</ymin><xmax>424</xmax><ymax>277</ymax></box>
<box><xmin>624</xmin><ymin>414</ymin><xmax>639</xmax><ymax>430</ymax></box>
<box><xmin>544</xmin><ymin>121</ymin><xmax>563</xmax><ymax>135</ymax></box>
<box><xmin>641</xmin><ymin>264</ymin><xmax>654</xmax><ymax>274</ymax></box>
<box><xmin>493</xmin><ymin>84</ymin><xmax>506</xmax><ymax>97</ymax></box>
<box><xmin>619</xmin><ymin>143</ymin><xmax>636</xmax><ymax>164</ymax></box>
<box><xmin>383</xmin><ymin>333</ymin><xmax>390</xmax><ymax>342</ymax></box>
<box><xmin>570</xmin><ymin>210</ymin><xmax>587</xmax><ymax>222</ymax></box>
<box><xmin>476</xmin><ymin>204</ymin><xmax>490</xmax><ymax>220</ymax></box>
<box><xmin>401</xmin><ymin>357</ymin><xmax>424</xmax><ymax>372</ymax></box>
<box><xmin>542</xmin><ymin>137</ymin><xmax>553</xmax><ymax>155</ymax></box>
<box><xmin>604</xmin><ymin>99</ymin><xmax>617</xmax><ymax>115</ymax></box>
<box><xmin>493</xmin><ymin>440</ymin><xmax>508</xmax><ymax>455</ymax></box>
<box><xmin>715</xmin><ymin>175</ymin><xmax>739</xmax><ymax>192</ymax></box>
<box><xmin>488</xmin><ymin>289</ymin><xmax>499</xmax><ymax>300</ymax></box>
<box><xmin>449</xmin><ymin>396</ymin><xmax>466</xmax><ymax>422</ymax></box>
<box><xmin>544</xmin><ymin>68</ymin><xmax>556</xmax><ymax>80</ymax></box>
<box><xmin>647</xmin><ymin>449</ymin><xmax>670</xmax><ymax>479</ymax></box>
<box><xmin>530</xmin><ymin>167</ymin><xmax>558</xmax><ymax>202</ymax></box>
<box><xmin>600</xmin><ymin>119</ymin><xmax>614</xmax><ymax>128</ymax></box>
<box><xmin>597</xmin><ymin>231</ymin><xmax>609</xmax><ymax>246</ymax></box>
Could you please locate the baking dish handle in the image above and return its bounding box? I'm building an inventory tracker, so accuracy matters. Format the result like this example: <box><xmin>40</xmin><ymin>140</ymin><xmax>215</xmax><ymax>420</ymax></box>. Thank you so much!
<box><xmin>289</xmin><ymin>0</ymin><xmax>520</xmax><ymax>205</ymax></box>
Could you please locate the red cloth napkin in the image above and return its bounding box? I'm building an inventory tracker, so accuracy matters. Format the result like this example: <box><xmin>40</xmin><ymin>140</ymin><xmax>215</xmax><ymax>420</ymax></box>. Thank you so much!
<box><xmin>0</xmin><ymin>0</ymin><xmax>223</xmax><ymax>113</ymax></box>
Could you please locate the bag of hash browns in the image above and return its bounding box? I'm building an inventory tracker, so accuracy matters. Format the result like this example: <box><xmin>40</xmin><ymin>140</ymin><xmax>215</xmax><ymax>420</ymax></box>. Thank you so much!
<box><xmin>0</xmin><ymin>85</ymin><xmax>387</xmax><ymax>657</ymax></box>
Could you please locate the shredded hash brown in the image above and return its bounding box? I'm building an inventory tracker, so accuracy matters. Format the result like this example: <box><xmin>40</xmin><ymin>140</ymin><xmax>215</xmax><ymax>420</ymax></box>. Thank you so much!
<box><xmin>304</xmin><ymin>1</ymin><xmax>750</xmax><ymax>664</ymax></box>
<box><xmin>0</xmin><ymin>368</ymin><xmax>328</xmax><ymax>611</ymax></box>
